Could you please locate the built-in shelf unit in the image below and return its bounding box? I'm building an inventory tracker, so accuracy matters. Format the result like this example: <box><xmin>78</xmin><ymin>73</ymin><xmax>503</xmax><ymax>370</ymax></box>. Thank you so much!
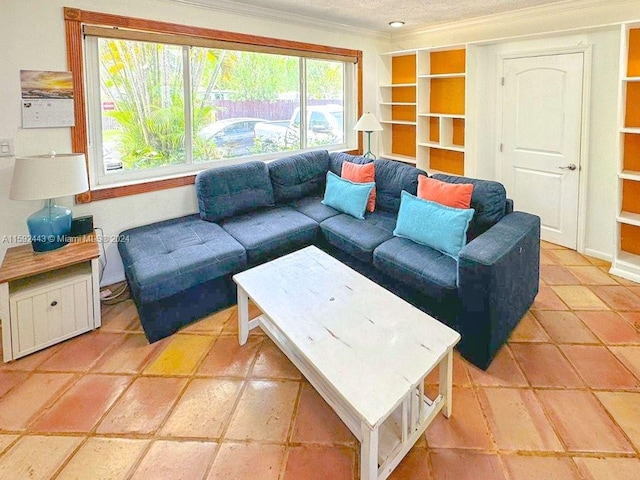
<box><xmin>378</xmin><ymin>46</ymin><xmax>467</xmax><ymax>175</ymax></box>
<box><xmin>612</xmin><ymin>23</ymin><xmax>640</xmax><ymax>282</ymax></box>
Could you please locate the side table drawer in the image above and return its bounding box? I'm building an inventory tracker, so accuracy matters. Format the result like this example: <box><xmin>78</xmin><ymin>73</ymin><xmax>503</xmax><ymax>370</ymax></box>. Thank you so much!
<box><xmin>9</xmin><ymin>266</ymin><xmax>94</xmax><ymax>359</ymax></box>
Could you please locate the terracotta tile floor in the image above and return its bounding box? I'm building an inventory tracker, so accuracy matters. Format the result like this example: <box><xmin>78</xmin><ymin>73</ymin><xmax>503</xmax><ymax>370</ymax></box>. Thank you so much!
<box><xmin>1</xmin><ymin>241</ymin><xmax>640</xmax><ymax>479</ymax></box>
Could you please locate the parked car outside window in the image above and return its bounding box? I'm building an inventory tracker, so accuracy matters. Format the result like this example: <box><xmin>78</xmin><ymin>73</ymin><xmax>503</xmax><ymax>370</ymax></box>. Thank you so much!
<box><xmin>198</xmin><ymin>117</ymin><xmax>267</xmax><ymax>157</ymax></box>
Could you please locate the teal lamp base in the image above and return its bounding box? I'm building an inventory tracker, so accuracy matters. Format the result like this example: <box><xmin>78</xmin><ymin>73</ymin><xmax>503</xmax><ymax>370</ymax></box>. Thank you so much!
<box><xmin>26</xmin><ymin>199</ymin><xmax>72</xmax><ymax>252</ymax></box>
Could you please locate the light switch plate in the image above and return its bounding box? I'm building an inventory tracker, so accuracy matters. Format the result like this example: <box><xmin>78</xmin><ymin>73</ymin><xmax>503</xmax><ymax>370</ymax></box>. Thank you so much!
<box><xmin>0</xmin><ymin>138</ymin><xmax>14</xmax><ymax>157</ymax></box>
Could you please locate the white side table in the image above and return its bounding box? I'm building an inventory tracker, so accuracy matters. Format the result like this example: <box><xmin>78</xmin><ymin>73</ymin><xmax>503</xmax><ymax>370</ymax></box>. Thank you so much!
<box><xmin>0</xmin><ymin>233</ymin><xmax>101</xmax><ymax>362</ymax></box>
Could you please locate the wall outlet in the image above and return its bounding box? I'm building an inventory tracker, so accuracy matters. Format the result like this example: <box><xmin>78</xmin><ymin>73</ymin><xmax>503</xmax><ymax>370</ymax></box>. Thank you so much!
<box><xmin>0</xmin><ymin>138</ymin><xmax>14</xmax><ymax>157</ymax></box>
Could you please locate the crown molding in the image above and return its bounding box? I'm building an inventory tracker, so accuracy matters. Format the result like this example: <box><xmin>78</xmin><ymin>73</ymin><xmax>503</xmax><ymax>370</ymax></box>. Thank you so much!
<box><xmin>158</xmin><ymin>0</ymin><xmax>391</xmax><ymax>42</ymax></box>
<box><xmin>390</xmin><ymin>0</ymin><xmax>633</xmax><ymax>42</ymax></box>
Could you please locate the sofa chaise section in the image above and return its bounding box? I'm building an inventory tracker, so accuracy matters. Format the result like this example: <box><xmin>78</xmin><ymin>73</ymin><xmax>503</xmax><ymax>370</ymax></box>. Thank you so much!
<box><xmin>118</xmin><ymin>214</ymin><xmax>247</xmax><ymax>342</ymax></box>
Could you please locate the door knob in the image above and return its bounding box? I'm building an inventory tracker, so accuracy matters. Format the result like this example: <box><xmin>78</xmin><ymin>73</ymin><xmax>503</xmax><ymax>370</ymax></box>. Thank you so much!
<box><xmin>559</xmin><ymin>163</ymin><xmax>577</xmax><ymax>171</ymax></box>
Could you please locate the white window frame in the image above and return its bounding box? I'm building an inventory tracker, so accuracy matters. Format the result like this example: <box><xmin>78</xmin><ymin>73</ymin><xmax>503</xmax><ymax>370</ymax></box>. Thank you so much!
<box><xmin>83</xmin><ymin>35</ymin><xmax>357</xmax><ymax>189</ymax></box>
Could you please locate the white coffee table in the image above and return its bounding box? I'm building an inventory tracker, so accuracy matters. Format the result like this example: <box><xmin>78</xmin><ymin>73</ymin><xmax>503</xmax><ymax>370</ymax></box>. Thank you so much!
<box><xmin>233</xmin><ymin>246</ymin><xmax>460</xmax><ymax>480</ymax></box>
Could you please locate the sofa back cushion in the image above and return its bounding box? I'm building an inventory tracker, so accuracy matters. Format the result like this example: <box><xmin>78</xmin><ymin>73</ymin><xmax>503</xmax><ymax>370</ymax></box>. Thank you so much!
<box><xmin>374</xmin><ymin>159</ymin><xmax>425</xmax><ymax>213</ymax></box>
<box><xmin>196</xmin><ymin>161</ymin><xmax>275</xmax><ymax>222</ymax></box>
<box><xmin>268</xmin><ymin>150</ymin><xmax>330</xmax><ymax>203</ymax></box>
<box><xmin>328</xmin><ymin>152</ymin><xmax>371</xmax><ymax>175</ymax></box>
<box><xmin>432</xmin><ymin>173</ymin><xmax>507</xmax><ymax>239</ymax></box>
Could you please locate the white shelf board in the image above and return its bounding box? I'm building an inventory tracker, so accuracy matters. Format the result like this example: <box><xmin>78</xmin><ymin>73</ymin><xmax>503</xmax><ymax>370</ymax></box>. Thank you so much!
<box><xmin>621</xmin><ymin>127</ymin><xmax>640</xmax><ymax>134</ymax></box>
<box><xmin>418</xmin><ymin>142</ymin><xmax>465</xmax><ymax>153</ymax></box>
<box><xmin>417</xmin><ymin>113</ymin><xmax>466</xmax><ymax>119</ymax></box>
<box><xmin>380</xmin><ymin>153</ymin><xmax>417</xmax><ymax>165</ymax></box>
<box><xmin>380</xmin><ymin>102</ymin><xmax>417</xmax><ymax>106</ymax></box>
<box><xmin>425</xmin><ymin>168</ymin><xmax>462</xmax><ymax>176</ymax></box>
<box><xmin>620</xmin><ymin>170</ymin><xmax>640</xmax><ymax>181</ymax></box>
<box><xmin>380</xmin><ymin>49</ymin><xmax>417</xmax><ymax>57</ymax></box>
<box><xmin>379</xmin><ymin>83</ymin><xmax>417</xmax><ymax>88</ymax></box>
<box><xmin>623</xmin><ymin>76</ymin><xmax>640</xmax><ymax>82</ymax></box>
<box><xmin>618</xmin><ymin>211</ymin><xmax>640</xmax><ymax>227</ymax></box>
<box><xmin>418</xmin><ymin>73</ymin><xmax>465</xmax><ymax>79</ymax></box>
<box><xmin>380</xmin><ymin>120</ymin><xmax>417</xmax><ymax>126</ymax></box>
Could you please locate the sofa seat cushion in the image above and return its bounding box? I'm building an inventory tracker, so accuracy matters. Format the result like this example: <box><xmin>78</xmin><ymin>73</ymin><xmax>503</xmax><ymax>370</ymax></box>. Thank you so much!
<box><xmin>196</xmin><ymin>161</ymin><xmax>275</xmax><ymax>222</ymax></box>
<box><xmin>320</xmin><ymin>210</ymin><xmax>396</xmax><ymax>263</ymax></box>
<box><xmin>373</xmin><ymin>237</ymin><xmax>458</xmax><ymax>301</ymax></box>
<box><xmin>220</xmin><ymin>206</ymin><xmax>319</xmax><ymax>265</ymax></box>
<box><xmin>268</xmin><ymin>150</ymin><xmax>330</xmax><ymax>203</ymax></box>
<box><xmin>288</xmin><ymin>195</ymin><xmax>340</xmax><ymax>223</ymax></box>
<box><xmin>119</xmin><ymin>214</ymin><xmax>247</xmax><ymax>304</ymax></box>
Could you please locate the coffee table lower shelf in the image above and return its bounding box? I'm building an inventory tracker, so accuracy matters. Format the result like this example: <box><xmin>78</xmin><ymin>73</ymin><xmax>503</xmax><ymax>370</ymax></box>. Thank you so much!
<box><xmin>245</xmin><ymin>312</ymin><xmax>451</xmax><ymax>480</ymax></box>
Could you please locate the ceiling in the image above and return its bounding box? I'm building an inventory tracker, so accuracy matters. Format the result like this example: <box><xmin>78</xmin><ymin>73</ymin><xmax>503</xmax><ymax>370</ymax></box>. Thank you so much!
<box><xmin>175</xmin><ymin>0</ymin><xmax>575</xmax><ymax>33</ymax></box>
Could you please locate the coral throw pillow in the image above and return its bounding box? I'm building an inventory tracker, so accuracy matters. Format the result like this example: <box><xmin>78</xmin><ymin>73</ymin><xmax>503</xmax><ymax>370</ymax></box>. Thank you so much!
<box><xmin>417</xmin><ymin>175</ymin><xmax>473</xmax><ymax>209</ymax></box>
<box><xmin>341</xmin><ymin>162</ymin><xmax>376</xmax><ymax>212</ymax></box>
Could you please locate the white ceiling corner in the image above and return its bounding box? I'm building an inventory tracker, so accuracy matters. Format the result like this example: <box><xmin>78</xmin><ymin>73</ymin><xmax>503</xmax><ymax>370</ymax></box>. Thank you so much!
<box><xmin>163</xmin><ymin>0</ymin><xmax>608</xmax><ymax>36</ymax></box>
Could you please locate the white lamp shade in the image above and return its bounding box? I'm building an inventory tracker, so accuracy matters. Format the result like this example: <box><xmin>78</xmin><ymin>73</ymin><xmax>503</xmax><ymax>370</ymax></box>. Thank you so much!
<box><xmin>10</xmin><ymin>153</ymin><xmax>89</xmax><ymax>201</ymax></box>
<box><xmin>354</xmin><ymin>113</ymin><xmax>383</xmax><ymax>132</ymax></box>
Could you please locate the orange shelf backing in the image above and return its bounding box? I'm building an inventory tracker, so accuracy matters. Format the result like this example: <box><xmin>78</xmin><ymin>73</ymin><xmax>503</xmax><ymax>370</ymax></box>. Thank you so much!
<box><xmin>622</xmin><ymin>179</ymin><xmax>640</xmax><ymax>214</ymax></box>
<box><xmin>429</xmin><ymin>117</ymin><xmax>439</xmax><ymax>143</ymax></box>
<box><xmin>392</xmin><ymin>55</ymin><xmax>416</xmax><ymax>84</ymax></box>
<box><xmin>430</xmin><ymin>49</ymin><xmax>466</xmax><ymax>75</ymax></box>
<box><xmin>623</xmin><ymin>133</ymin><xmax>640</xmax><ymax>172</ymax></box>
<box><xmin>430</xmin><ymin>149</ymin><xmax>464</xmax><ymax>175</ymax></box>
<box><xmin>628</xmin><ymin>28</ymin><xmax>640</xmax><ymax>77</ymax></box>
<box><xmin>391</xmin><ymin>124</ymin><xmax>416</xmax><ymax>158</ymax></box>
<box><xmin>452</xmin><ymin>119</ymin><xmax>465</xmax><ymax>147</ymax></box>
<box><xmin>625</xmin><ymin>82</ymin><xmax>640</xmax><ymax>128</ymax></box>
<box><xmin>621</xmin><ymin>223</ymin><xmax>640</xmax><ymax>256</ymax></box>
<box><xmin>391</xmin><ymin>105</ymin><xmax>416</xmax><ymax>122</ymax></box>
<box><xmin>430</xmin><ymin>77</ymin><xmax>465</xmax><ymax>115</ymax></box>
<box><xmin>391</xmin><ymin>86</ymin><xmax>416</xmax><ymax>103</ymax></box>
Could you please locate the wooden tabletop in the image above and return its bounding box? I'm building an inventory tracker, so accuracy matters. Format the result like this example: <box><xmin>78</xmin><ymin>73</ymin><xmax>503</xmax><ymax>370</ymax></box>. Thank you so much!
<box><xmin>233</xmin><ymin>246</ymin><xmax>461</xmax><ymax>428</ymax></box>
<box><xmin>0</xmin><ymin>233</ymin><xmax>99</xmax><ymax>283</ymax></box>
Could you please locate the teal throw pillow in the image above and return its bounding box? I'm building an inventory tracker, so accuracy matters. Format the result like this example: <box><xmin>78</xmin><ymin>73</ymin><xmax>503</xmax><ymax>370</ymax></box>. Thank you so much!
<box><xmin>321</xmin><ymin>171</ymin><xmax>375</xmax><ymax>220</ymax></box>
<box><xmin>394</xmin><ymin>191</ymin><xmax>475</xmax><ymax>259</ymax></box>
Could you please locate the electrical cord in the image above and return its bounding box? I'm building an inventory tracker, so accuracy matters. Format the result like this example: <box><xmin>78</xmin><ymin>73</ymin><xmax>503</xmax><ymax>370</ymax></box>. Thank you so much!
<box><xmin>95</xmin><ymin>227</ymin><xmax>107</xmax><ymax>284</ymax></box>
<box><xmin>94</xmin><ymin>227</ymin><xmax>131</xmax><ymax>305</ymax></box>
<box><xmin>100</xmin><ymin>281</ymin><xmax>130</xmax><ymax>305</ymax></box>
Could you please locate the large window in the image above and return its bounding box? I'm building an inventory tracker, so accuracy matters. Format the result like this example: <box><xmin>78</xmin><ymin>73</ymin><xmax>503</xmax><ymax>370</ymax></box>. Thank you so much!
<box><xmin>65</xmin><ymin>8</ymin><xmax>362</xmax><ymax>200</ymax></box>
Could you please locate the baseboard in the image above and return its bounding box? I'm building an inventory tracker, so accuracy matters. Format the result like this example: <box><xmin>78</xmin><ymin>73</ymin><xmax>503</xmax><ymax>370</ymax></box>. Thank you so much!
<box><xmin>583</xmin><ymin>248</ymin><xmax>612</xmax><ymax>263</ymax></box>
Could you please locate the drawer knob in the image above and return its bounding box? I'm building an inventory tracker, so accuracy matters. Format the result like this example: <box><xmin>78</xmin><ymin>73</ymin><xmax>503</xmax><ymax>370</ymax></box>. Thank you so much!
<box><xmin>50</xmin><ymin>300</ymin><xmax>58</xmax><ymax>307</ymax></box>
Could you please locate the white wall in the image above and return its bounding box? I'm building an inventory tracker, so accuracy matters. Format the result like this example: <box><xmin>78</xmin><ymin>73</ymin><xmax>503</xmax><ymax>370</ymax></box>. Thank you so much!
<box><xmin>387</xmin><ymin>1</ymin><xmax>640</xmax><ymax>261</ymax></box>
<box><xmin>0</xmin><ymin>0</ymin><xmax>388</xmax><ymax>285</ymax></box>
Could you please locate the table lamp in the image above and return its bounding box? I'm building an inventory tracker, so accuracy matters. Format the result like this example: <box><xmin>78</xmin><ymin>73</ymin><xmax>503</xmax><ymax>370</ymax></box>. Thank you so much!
<box><xmin>354</xmin><ymin>113</ymin><xmax>383</xmax><ymax>159</ymax></box>
<box><xmin>10</xmin><ymin>152</ymin><xmax>89</xmax><ymax>253</ymax></box>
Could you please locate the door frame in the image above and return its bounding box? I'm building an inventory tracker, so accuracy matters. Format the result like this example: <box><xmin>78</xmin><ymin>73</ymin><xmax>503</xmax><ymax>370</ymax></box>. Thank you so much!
<box><xmin>495</xmin><ymin>45</ymin><xmax>592</xmax><ymax>252</ymax></box>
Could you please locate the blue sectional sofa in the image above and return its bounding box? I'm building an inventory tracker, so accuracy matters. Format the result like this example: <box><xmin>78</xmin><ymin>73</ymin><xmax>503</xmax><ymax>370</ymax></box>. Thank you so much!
<box><xmin>118</xmin><ymin>150</ymin><xmax>540</xmax><ymax>369</ymax></box>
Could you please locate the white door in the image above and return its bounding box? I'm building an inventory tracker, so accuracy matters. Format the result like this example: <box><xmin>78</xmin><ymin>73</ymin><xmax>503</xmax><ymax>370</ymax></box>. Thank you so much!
<box><xmin>500</xmin><ymin>53</ymin><xmax>584</xmax><ymax>248</ymax></box>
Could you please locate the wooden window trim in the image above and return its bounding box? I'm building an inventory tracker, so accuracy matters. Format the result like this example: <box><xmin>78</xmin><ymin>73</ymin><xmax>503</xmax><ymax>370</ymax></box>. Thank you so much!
<box><xmin>64</xmin><ymin>7</ymin><xmax>363</xmax><ymax>203</ymax></box>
